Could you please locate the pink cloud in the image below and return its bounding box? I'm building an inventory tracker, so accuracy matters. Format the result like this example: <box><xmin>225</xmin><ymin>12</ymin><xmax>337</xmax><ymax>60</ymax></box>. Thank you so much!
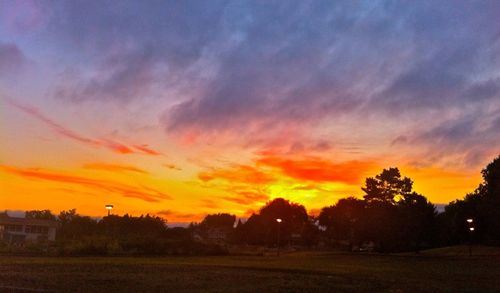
<box><xmin>134</xmin><ymin>144</ymin><xmax>162</xmax><ymax>156</ymax></box>
<box><xmin>83</xmin><ymin>163</ymin><xmax>149</xmax><ymax>174</ymax></box>
<box><xmin>9</xmin><ymin>100</ymin><xmax>161</xmax><ymax>156</ymax></box>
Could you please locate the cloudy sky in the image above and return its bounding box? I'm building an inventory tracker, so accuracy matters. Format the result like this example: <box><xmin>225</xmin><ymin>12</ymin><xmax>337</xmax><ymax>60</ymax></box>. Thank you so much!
<box><xmin>1</xmin><ymin>0</ymin><xmax>499</xmax><ymax>221</ymax></box>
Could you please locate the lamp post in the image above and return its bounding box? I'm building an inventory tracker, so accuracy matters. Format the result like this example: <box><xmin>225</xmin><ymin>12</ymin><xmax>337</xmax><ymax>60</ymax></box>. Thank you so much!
<box><xmin>105</xmin><ymin>204</ymin><xmax>114</xmax><ymax>216</ymax></box>
<box><xmin>466</xmin><ymin>218</ymin><xmax>474</xmax><ymax>256</ymax></box>
<box><xmin>276</xmin><ymin>218</ymin><xmax>282</xmax><ymax>256</ymax></box>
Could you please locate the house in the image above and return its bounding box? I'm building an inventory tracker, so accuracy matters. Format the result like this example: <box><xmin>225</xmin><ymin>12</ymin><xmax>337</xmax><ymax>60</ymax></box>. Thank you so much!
<box><xmin>0</xmin><ymin>214</ymin><xmax>58</xmax><ymax>244</ymax></box>
<box><xmin>206</xmin><ymin>227</ymin><xmax>230</xmax><ymax>243</ymax></box>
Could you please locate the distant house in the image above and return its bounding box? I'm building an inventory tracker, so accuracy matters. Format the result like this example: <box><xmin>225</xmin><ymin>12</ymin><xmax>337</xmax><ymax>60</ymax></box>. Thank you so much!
<box><xmin>192</xmin><ymin>227</ymin><xmax>231</xmax><ymax>244</ymax></box>
<box><xmin>0</xmin><ymin>214</ymin><xmax>58</xmax><ymax>244</ymax></box>
<box><xmin>205</xmin><ymin>227</ymin><xmax>230</xmax><ymax>243</ymax></box>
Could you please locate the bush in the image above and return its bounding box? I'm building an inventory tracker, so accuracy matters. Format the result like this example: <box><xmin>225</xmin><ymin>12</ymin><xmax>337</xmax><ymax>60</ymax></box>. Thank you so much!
<box><xmin>54</xmin><ymin>235</ymin><xmax>228</xmax><ymax>256</ymax></box>
<box><xmin>57</xmin><ymin>237</ymin><xmax>120</xmax><ymax>256</ymax></box>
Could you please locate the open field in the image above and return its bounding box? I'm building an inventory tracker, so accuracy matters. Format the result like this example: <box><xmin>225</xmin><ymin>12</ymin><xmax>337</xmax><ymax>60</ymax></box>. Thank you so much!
<box><xmin>1</xmin><ymin>247</ymin><xmax>499</xmax><ymax>292</ymax></box>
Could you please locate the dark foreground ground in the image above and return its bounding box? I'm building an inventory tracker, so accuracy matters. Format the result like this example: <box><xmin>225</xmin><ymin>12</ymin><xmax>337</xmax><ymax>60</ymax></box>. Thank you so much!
<box><xmin>1</xmin><ymin>246</ymin><xmax>499</xmax><ymax>292</ymax></box>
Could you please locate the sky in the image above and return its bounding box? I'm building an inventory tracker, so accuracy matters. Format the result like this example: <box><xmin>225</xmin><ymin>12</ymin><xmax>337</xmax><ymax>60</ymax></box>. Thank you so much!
<box><xmin>1</xmin><ymin>0</ymin><xmax>499</xmax><ymax>222</ymax></box>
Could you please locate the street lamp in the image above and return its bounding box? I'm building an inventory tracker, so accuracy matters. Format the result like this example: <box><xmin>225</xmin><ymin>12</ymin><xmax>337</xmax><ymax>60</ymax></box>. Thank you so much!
<box><xmin>276</xmin><ymin>218</ymin><xmax>282</xmax><ymax>256</ymax></box>
<box><xmin>105</xmin><ymin>204</ymin><xmax>114</xmax><ymax>216</ymax></box>
<box><xmin>466</xmin><ymin>218</ymin><xmax>474</xmax><ymax>256</ymax></box>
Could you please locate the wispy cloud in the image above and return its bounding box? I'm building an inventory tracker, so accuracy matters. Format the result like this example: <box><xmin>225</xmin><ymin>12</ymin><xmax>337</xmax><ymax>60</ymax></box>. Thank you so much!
<box><xmin>195</xmin><ymin>153</ymin><xmax>377</xmax><ymax>207</ymax></box>
<box><xmin>391</xmin><ymin>112</ymin><xmax>500</xmax><ymax>168</ymax></box>
<box><xmin>83</xmin><ymin>163</ymin><xmax>148</xmax><ymax>174</ymax></box>
<box><xmin>256</xmin><ymin>155</ymin><xmax>377</xmax><ymax>185</ymax></box>
<box><xmin>8</xmin><ymin>100</ymin><xmax>161</xmax><ymax>156</ymax></box>
<box><xmin>199</xmin><ymin>165</ymin><xmax>276</xmax><ymax>185</ymax></box>
<box><xmin>197</xmin><ymin>152</ymin><xmax>377</xmax><ymax>186</ymax></box>
<box><xmin>25</xmin><ymin>1</ymin><xmax>499</xmax><ymax>171</ymax></box>
<box><xmin>222</xmin><ymin>191</ymin><xmax>269</xmax><ymax>206</ymax></box>
<box><xmin>163</xmin><ymin>163</ymin><xmax>182</xmax><ymax>171</ymax></box>
<box><xmin>2</xmin><ymin>0</ymin><xmax>500</xmax><ymax>212</ymax></box>
<box><xmin>157</xmin><ymin>210</ymin><xmax>204</xmax><ymax>222</ymax></box>
<box><xmin>199</xmin><ymin>199</ymin><xmax>219</xmax><ymax>209</ymax></box>
<box><xmin>133</xmin><ymin>145</ymin><xmax>162</xmax><ymax>156</ymax></box>
<box><xmin>0</xmin><ymin>165</ymin><xmax>170</xmax><ymax>202</ymax></box>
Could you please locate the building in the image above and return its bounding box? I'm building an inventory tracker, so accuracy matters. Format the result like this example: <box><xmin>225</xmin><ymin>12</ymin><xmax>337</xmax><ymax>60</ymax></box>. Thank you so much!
<box><xmin>0</xmin><ymin>214</ymin><xmax>58</xmax><ymax>244</ymax></box>
<box><xmin>192</xmin><ymin>227</ymin><xmax>231</xmax><ymax>244</ymax></box>
<box><xmin>206</xmin><ymin>227</ymin><xmax>230</xmax><ymax>243</ymax></box>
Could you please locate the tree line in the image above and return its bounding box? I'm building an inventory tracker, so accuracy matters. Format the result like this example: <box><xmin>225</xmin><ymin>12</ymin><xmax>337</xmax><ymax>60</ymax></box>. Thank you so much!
<box><xmin>6</xmin><ymin>155</ymin><xmax>500</xmax><ymax>255</ymax></box>
<box><xmin>220</xmin><ymin>155</ymin><xmax>499</xmax><ymax>252</ymax></box>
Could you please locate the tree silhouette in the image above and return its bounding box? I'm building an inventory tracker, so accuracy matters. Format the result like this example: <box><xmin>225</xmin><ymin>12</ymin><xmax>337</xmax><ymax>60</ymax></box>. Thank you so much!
<box><xmin>397</xmin><ymin>192</ymin><xmax>437</xmax><ymax>252</ymax></box>
<box><xmin>482</xmin><ymin>155</ymin><xmax>500</xmax><ymax>200</ymax></box>
<box><xmin>319</xmin><ymin>168</ymin><xmax>438</xmax><ymax>252</ymax></box>
<box><xmin>25</xmin><ymin>209</ymin><xmax>56</xmax><ymax>220</ymax></box>
<box><xmin>200</xmin><ymin>213</ymin><xmax>236</xmax><ymax>229</ymax></box>
<box><xmin>444</xmin><ymin>154</ymin><xmax>500</xmax><ymax>245</ymax></box>
<box><xmin>362</xmin><ymin>168</ymin><xmax>413</xmax><ymax>204</ymax></box>
<box><xmin>58</xmin><ymin>209</ymin><xmax>98</xmax><ymax>240</ymax></box>
<box><xmin>259</xmin><ymin>198</ymin><xmax>308</xmax><ymax>246</ymax></box>
<box><xmin>236</xmin><ymin>198</ymin><xmax>309</xmax><ymax>246</ymax></box>
<box><xmin>319</xmin><ymin>197</ymin><xmax>364</xmax><ymax>249</ymax></box>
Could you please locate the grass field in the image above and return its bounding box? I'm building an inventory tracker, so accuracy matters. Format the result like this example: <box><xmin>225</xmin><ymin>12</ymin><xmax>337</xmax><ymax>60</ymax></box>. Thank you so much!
<box><xmin>1</xmin><ymin>247</ymin><xmax>499</xmax><ymax>292</ymax></box>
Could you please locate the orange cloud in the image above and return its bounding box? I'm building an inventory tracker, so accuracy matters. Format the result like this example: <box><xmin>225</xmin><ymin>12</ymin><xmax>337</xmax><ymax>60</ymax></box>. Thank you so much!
<box><xmin>257</xmin><ymin>155</ymin><xmax>377</xmax><ymax>184</ymax></box>
<box><xmin>199</xmin><ymin>199</ymin><xmax>220</xmax><ymax>209</ymax></box>
<box><xmin>199</xmin><ymin>165</ymin><xmax>275</xmax><ymax>185</ymax></box>
<box><xmin>157</xmin><ymin>210</ymin><xmax>204</xmax><ymax>222</ymax></box>
<box><xmin>163</xmin><ymin>163</ymin><xmax>182</xmax><ymax>171</ymax></box>
<box><xmin>0</xmin><ymin>165</ymin><xmax>170</xmax><ymax>202</ymax></box>
<box><xmin>83</xmin><ymin>163</ymin><xmax>148</xmax><ymax>174</ymax></box>
<box><xmin>134</xmin><ymin>144</ymin><xmax>162</xmax><ymax>155</ymax></box>
<box><xmin>222</xmin><ymin>191</ymin><xmax>269</xmax><ymax>205</ymax></box>
<box><xmin>9</xmin><ymin>100</ymin><xmax>160</xmax><ymax>156</ymax></box>
<box><xmin>100</xmin><ymin>139</ymin><xmax>135</xmax><ymax>154</ymax></box>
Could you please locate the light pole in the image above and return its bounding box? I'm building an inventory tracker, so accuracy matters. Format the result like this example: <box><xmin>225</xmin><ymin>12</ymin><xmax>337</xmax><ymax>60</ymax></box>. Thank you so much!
<box><xmin>466</xmin><ymin>218</ymin><xmax>474</xmax><ymax>256</ymax></box>
<box><xmin>105</xmin><ymin>204</ymin><xmax>114</xmax><ymax>216</ymax></box>
<box><xmin>276</xmin><ymin>218</ymin><xmax>282</xmax><ymax>256</ymax></box>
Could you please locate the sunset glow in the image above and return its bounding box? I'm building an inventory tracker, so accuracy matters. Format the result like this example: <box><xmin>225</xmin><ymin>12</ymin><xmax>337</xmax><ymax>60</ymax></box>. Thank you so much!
<box><xmin>1</xmin><ymin>1</ymin><xmax>498</xmax><ymax>223</ymax></box>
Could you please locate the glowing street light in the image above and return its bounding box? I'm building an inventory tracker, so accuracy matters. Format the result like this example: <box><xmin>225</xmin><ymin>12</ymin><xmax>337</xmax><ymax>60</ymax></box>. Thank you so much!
<box><xmin>276</xmin><ymin>218</ymin><xmax>282</xmax><ymax>256</ymax></box>
<box><xmin>105</xmin><ymin>204</ymin><xmax>114</xmax><ymax>216</ymax></box>
<box><xmin>466</xmin><ymin>218</ymin><xmax>475</xmax><ymax>256</ymax></box>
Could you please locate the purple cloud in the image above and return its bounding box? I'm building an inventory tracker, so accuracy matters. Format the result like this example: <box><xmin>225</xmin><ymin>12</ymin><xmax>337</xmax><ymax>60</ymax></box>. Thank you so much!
<box><xmin>0</xmin><ymin>42</ymin><xmax>27</xmax><ymax>76</ymax></box>
<box><xmin>4</xmin><ymin>0</ymin><xmax>498</xmax><ymax>167</ymax></box>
